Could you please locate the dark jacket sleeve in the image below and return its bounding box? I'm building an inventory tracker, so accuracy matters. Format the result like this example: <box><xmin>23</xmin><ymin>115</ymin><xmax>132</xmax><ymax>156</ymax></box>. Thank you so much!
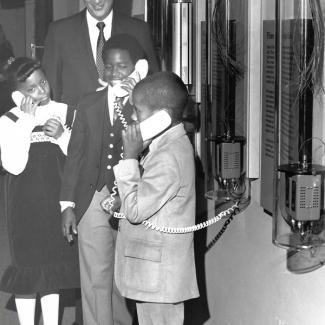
<box><xmin>138</xmin><ymin>21</ymin><xmax>160</xmax><ymax>73</ymax></box>
<box><xmin>42</xmin><ymin>23</ymin><xmax>63</xmax><ymax>103</ymax></box>
<box><xmin>60</xmin><ymin>106</ymin><xmax>87</xmax><ymax>201</ymax></box>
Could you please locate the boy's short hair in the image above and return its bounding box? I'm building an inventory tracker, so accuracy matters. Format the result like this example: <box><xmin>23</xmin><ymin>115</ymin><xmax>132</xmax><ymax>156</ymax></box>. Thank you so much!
<box><xmin>102</xmin><ymin>33</ymin><xmax>145</xmax><ymax>64</ymax></box>
<box><xmin>133</xmin><ymin>71</ymin><xmax>189</xmax><ymax>122</ymax></box>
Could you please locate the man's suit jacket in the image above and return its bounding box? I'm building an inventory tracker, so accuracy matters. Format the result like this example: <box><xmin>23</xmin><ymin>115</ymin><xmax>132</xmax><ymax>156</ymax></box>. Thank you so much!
<box><xmin>59</xmin><ymin>88</ymin><xmax>132</xmax><ymax>223</ymax></box>
<box><xmin>42</xmin><ymin>9</ymin><xmax>159</xmax><ymax>107</ymax></box>
<box><xmin>113</xmin><ymin>124</ymin><xmax>199</xmax><ymax>303</ymax></box>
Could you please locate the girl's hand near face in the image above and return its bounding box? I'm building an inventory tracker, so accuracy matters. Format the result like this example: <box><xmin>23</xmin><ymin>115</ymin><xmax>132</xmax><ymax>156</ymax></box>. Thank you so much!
<box><xmin>43</xmin><ymin>117</ymin><xmax>64</xmax><ymax>139</ymax></box>
<box><xmin>20</xmin><ymin>95</ymin><xmax>38</xmax><ymax>116</ymax></box>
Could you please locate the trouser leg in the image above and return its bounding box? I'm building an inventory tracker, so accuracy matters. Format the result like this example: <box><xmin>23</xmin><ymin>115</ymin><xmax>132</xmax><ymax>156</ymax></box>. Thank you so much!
<box><xmin>78</xmin><ymin>189</ymin><xmax>115</xmax><ymax>325</ymax></box>
<box><xmin>136</xmin><ymin>301</ymin><xmax>184</xmax><ymax>325</ymax></box>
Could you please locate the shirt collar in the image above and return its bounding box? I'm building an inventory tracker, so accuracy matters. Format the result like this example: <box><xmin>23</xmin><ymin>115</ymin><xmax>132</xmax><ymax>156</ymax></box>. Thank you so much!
<box><xmin>86</xmin><ymin>9</ymin><xmax>113</xmax><ymax>36</ymax></box>
<box><xmin>148</xmin><ymin>123</ymin><xmax>186</xmax><ymax>153</ymax></box>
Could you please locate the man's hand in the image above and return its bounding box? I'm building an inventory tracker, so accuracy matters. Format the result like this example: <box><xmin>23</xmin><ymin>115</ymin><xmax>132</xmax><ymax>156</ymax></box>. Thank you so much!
<box><xmin>61</xmin><ymin>207</ymin><xmax>78</xmax><ymax>243</ymax></box>
<box><xmin>122</xmin><ymin>123</ymin><xmax>144</xmax><ymax>160</ymax></box>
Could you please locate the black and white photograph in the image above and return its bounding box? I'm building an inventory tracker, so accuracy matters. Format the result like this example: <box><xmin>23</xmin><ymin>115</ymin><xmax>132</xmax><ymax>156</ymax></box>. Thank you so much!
<box><xmin>1</xmin><ymin>0</ymin><xmax>325</xmax><ymax>324</ymax></box>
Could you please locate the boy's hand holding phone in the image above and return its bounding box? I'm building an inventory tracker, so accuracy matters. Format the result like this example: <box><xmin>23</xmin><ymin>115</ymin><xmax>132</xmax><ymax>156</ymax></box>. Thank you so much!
<box><xmin>43</xmin><ymin>117</ymin><xmax>64</xmax><ymax>139</ymax></box>
<box><xmin>113</xmin><ymin>72</ymin><xmax>139</xmax><ymax>99</ymax></box>
<box><xmin>122</xmin><ymin>123</ymin><xmax>145</xmax><ymax>159</ymax></box>
<box><xmin>101</xmin><ymin>195</ymin><xmax>121</xmax><ymax>217</ymax></box>
<box><xmin>120</xmin><ymin>71</ymin><xmax>139</xmax><ymax>95</ymax></box>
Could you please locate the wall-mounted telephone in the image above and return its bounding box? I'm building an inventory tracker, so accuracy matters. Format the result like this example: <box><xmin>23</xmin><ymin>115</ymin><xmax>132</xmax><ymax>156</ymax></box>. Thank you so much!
<box><xmin>278</xmin><ymin>164</ymin><xmax>324</xmax><ymax>242</ymax></box>
<box><xmin>12</xmin><ymin>91</ymin><xmax>25</xmax><ymax>107</ymax></box>
<box><xmin>112</xmin><ymin>59</ymin><xmax>148</xmax><ymax>98</ymax></box>
<box><xmin>285</xmin><ymin>174</ymin><xmax>321</xmax><ymax>222</ymax></box>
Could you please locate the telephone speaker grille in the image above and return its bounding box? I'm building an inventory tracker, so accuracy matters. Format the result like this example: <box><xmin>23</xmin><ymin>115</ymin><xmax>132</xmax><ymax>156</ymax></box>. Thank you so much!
<box><xmin>286</xmin><ymin>174</ymin><xmax>321</xmax><ymax>221</ymax></box>
<box><xmin>216</xmin><ymin>142</ymin><xmax>242</xmax><ymax>179</ymax></box>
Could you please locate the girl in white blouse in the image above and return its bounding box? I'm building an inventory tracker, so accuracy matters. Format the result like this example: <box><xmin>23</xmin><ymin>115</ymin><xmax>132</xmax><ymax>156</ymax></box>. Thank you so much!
<box><xmin>0</xmin><ymin>57</ymin><xmax>79</xmax><ymax>325</ymax></box>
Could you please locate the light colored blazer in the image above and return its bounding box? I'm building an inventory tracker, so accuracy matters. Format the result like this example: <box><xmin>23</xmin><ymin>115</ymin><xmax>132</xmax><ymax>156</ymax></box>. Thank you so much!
<box><xmin>114</xmin><ymin>123</ymin><xmax>199</xmax><ymax>303</ymax></box>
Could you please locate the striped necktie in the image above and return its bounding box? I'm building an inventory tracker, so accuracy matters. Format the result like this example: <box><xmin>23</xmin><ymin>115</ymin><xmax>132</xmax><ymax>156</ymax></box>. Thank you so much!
<box><xmin>96</xmin><ymin>21</ymin><xmax>105</xmax><ymax>79</ymax></box>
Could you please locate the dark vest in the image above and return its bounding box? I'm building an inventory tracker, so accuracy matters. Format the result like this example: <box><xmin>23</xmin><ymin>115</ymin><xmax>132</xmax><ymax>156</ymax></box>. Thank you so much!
<box><xmin>96</xmin><ymin>102</ymin><xmax>124</xmax><ymax>192</ymax></box>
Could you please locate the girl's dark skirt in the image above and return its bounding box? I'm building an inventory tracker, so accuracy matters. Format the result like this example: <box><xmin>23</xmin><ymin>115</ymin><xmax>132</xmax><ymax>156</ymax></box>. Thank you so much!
<box><xmin>0</xmin><ymin>141</ymin><xmax>80</xmax><ymax>295</ymax></box>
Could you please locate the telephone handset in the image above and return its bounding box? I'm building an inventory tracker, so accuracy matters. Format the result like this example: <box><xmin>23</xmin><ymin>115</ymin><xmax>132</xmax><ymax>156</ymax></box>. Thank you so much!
<box><xmin>112</xmin><ymin>59</ymin><xmax>149</xmax><ymax>98</ymax></box>
<box><xmin>12</xmin><ymin>91</ymin><xmax>25</xmax><ymax>107</ymax></box>
<box><xmin>12</xmin><ymin>91</ymin><xmax>41</xmax><ymax>108</ymax></box>
<box><xmin>139</xmin><ymin>110</ymin><xmax>172</xmax><ymax>142</ymax></box>
<box><xmin>113</xmin><ymin>102</ymin><xmax>172</xmax><ymax>142</ymax></box>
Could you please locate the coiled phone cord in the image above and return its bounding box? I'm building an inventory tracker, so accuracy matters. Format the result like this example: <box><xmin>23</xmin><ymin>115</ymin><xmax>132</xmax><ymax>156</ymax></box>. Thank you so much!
<box><xmin>114</xmin><ymin>99</ymin><xmax>128</xmax><ymax>129</ymax></box>
<box><xmin>112</xmin><ymin>202</ymin><xmax>239</xmax><ymax>233</ymax></box>
<box><xmin>141</xmin><ymin>202</ymin><xmax>239</xmax><ymax>233</ymax></box>
<box><xmin>101</xmin><ymin>100</ymin><xmax>241</xmax><ymax>233</ymax></box>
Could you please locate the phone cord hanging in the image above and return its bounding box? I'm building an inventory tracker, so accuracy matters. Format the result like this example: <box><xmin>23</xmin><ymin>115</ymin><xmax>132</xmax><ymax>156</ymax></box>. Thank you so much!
<box><xmin>114</xmin><ymin>98</ymin><xmax>128</xmax><ymax>129</ymax></box>
<box><xmin>114</xmin><ymin>202</ymin><xmax>240</xmax><ymax>234</ymax></box>
<box><xmin>102</xmin><ymin>99</ymin><xmax>241</xmax><ymax>234</ymax></box>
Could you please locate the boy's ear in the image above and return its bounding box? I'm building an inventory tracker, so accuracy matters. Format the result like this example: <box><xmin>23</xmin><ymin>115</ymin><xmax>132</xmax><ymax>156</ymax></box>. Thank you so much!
<box><xmin>129</xmin><ymin>93</ymin><xmax>134</xmax><ymax>106</ymax></box>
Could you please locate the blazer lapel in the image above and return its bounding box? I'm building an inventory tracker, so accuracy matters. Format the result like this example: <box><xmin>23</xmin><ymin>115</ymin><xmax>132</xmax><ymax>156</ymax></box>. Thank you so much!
<box><xmin>87</xmin><ymin>92</ymin><xmax>107</xmax><ymax>159</ymax></box>
<box><xmin>79</xmin><ymin>9</ymin><xmax>98</xmax><ymax>80</ymax></box>
<box><xmin>111</xmin><ymin>11</ymin><xmax>124</xmax><ymax>35</ymax></box>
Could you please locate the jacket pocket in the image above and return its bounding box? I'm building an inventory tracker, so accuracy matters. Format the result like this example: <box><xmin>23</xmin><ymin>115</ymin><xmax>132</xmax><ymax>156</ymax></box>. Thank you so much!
<box><xmin>124</xmin><ymin>239</ymin><xmax>162</xmax><ymax>292</ymax></box>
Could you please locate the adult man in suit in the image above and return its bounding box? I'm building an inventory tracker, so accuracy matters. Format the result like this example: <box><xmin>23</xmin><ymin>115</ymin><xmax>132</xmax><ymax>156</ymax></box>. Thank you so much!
<box><xmin>59</xmin><ymin>34</ymin><xmax>147</xmax><ymax>325</ymax></box>
<box><xmin>42</xmin><ymin>0</ymin><xmax>159</xmax><ymax>107</ymax></box>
